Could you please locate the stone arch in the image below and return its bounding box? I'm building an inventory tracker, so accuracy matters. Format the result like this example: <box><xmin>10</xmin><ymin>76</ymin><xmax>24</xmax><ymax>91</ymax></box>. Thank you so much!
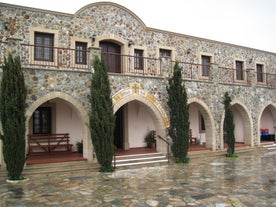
<box><xmin>94</xmin><ymin>34</ymin><xmax>128</xmax><ymax>48</ymax></box>
<box><xmin>25</xmin><ymin>92</ymin><xmax>93</xmax><ymax>161</ymax></box>
<box><xmin>188</xmin><ymin>98</ymin><xmax>216</xmax><ymax>151</ymax></box>
<box><xmin>75</xmin><ymin>2</ymin><xmax>147</xmax><ymax>29</ymax></box>
<box><xmin>94</xmin><ymin>35</ymin><xmax>129</xmax><ymax>73</ymax></box>
<box><xmin>220</xmin><ymin>99</ymin><xmax>253</xmax><ymax>148</ymax></box>
<box><xmin>112</xmin><ymin>84</ymin><xmax>169</xmax><ymax>154</ymax></box>
<box><xmin>257</xmin><ymin>102</ymin><xmax>276</xmax><ymax>146</ymax></box>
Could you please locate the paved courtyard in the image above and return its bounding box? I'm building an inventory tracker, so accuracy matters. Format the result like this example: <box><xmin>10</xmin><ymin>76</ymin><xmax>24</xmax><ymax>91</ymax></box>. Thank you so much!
<box><xmin>0</xmin><ymin>149</ymin><xmax>275</xmax><ymax>207</ymax></box>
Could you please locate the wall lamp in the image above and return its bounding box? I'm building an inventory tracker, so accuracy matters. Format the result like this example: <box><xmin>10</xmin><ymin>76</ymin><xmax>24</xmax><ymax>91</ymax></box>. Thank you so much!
<box><xmin>128</xmin><ymin>40</ymin><xmax>134</xmax><ymax>47</ymax></box>
<box><xmin>92</xmin><ymin>34</ymin><xmax>96</xmax><ymax>43</ymax></box>
<box><xmin>187</xmin><ymin>48</ymin><xmax>191</xmax><ymax>54</ymax></box>
<box><xmin>3</xmin><ymin>21</ymin><xmax>9</xmax><ymax>30</ymax></box>
<box><xmin>249</xmin><ymin>57</ymin><xmax>253</xmax><ymax>64</ymax></box>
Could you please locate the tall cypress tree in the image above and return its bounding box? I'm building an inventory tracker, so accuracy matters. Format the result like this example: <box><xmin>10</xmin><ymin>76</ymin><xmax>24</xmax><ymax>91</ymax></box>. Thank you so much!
<box><xmin>89</xmin><ymin>55</ymin><xmax>115</xmax><ymax>172</ymax></box>
<box><xmin>0</xmin><ymin>53</ymin><xmax>27</xmax><ymax>180</ymax></box>
<box><xmin>223</xmin><ymin>92</ymin><xmax>236</xmax><ymax>157</ymax></box>
<box><xmin>167</xmin><ymin>62</ymin><xmax>190</xmax><ymax>163</ymax></box>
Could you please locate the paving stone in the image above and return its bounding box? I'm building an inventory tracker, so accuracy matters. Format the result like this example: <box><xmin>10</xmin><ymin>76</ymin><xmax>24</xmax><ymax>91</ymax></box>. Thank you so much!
<box><xmin>0</xmin><ymin>150</ymin><xmax>275</xmax><ymax>206</ymax></box>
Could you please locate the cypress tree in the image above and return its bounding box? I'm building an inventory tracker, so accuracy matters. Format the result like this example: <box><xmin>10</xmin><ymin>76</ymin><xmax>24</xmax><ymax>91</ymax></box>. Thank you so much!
<box><xmin>223</xmin><ymin>92</ymin><xmax>236</xmax><ymax>157</ymax></box>
<box><xmin>167</xmin><ymin>62</ymin><xmax>190</xmax><ymax>163</ymax></box>
<box><xmin>89</xmin><ymin>55</ymin><xmax>115</xmax><ymax>172</ymax></box>
<box><xmin>0</xmin><ymin>53</ymin><xmax>27</xmax><ymax>180</ymax></box>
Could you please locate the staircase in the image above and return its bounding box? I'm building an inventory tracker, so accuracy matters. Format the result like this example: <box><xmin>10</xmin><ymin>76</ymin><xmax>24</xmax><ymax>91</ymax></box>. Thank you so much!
<box><xmin>0</xmin><ymin>153</ymin><xmax>168</xmax><ymax>178</ymax></box>
<box><xmin>260</xmin><ymin>142</ymin><xmax>276</xmax><ymax>153</ymax></box>
<box><xmin>113</xmin><ymin>152</ymin><xmax>168</xmax><ymax>169</ymax></box>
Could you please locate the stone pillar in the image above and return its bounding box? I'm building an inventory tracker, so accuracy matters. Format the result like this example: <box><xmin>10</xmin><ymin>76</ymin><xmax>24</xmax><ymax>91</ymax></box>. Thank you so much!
<box><xmin>246</xmin><ymin>68</ymin><xmax>256</xmax><ymax>87</ymax></box>
<box><xmin>209</xmin><ymin>63</ymin><xmax>219</xmax><ymax>84</ymax></box>
<box><xmin>88</xmin><ymin>46</ymin><xmax>101</xmax><ymax>73</ymax></box>
<box><xmin>160</xmin><ymin>57</ymin><xmax>172</xmax><ymax>79</ymax></box>
<box><xmin>210</xmin><ymin>63</ymin><xmax>223</xmax><ymax>150</ymax></box>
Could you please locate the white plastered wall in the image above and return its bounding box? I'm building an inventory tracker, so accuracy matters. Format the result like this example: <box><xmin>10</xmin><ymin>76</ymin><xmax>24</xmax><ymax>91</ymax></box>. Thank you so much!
<box><xmin>127</xmin><ymin>101</ymin><xmax>155</xmax><ymax>148</ymax></box>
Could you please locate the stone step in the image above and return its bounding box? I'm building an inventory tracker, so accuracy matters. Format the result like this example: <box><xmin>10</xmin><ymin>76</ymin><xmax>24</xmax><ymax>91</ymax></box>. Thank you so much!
<box><xmin>25</xmin><ymin>161</ymin><xmax>100</xmax><ymax>174</ymax></box>
<box><xmin>0</xmin><ymin>161</ymin><xmax>100</xmax><ymax>178</ymax></box>
<box><xmin>189</xmin><ymin>146</ymin><xmax>260</xmax><ymax>159</ymax></box>
<box><xmin>262</xmin><ymin>143</ymin><xmax>276</xmax><ymax>148</ymax></box>
<box><xmin>267</xmin><ymin>147</ymin><xmax>276</xmax><ymax>150</ymax></box>
<box><xmin>114</xmin><ymin>159</ymin><xmax>168</xmax><ymax>170</ymax></box>
<box><xmin>260</xmin><ymin>142</ymin><xmax>275</xmax><ymax>146</ymax></box>
<box><xmin>113</xmin><ymin>152</ymin><xmax>168</xmax><ymax>169</ymax></box>
<box><xmin>114</xmin><ymin>152</ymin><xmax>163</xmax><ymax>160</ymax></box>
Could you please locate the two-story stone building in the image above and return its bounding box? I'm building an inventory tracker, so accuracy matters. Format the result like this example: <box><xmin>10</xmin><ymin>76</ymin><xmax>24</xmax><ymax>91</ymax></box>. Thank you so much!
<box><xmin>0</xmin><ymin>2</ymin><xmax>275</xmax><ymax>167</ymax></box>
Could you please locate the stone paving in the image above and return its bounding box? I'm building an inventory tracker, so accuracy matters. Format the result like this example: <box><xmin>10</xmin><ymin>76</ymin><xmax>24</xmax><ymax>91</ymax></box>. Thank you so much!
<box><xmin>0</xmin><ymin>149</ymin><xmax>275</xmax><ymax>207</ymax></box>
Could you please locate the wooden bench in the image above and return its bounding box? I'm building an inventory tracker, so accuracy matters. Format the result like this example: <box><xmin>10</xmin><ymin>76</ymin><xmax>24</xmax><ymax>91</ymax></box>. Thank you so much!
<box><xmin>28</xmin><ymin>133</ymin><xmax>73</xmax><ymax>155</ymax></box>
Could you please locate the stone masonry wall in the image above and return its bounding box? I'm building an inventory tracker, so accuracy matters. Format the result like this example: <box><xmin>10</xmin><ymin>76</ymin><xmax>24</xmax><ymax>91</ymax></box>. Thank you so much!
<box><xmin>0</xmin><ymin>2</ymin><xmax>276</xmax><ymax>150</ymax></box>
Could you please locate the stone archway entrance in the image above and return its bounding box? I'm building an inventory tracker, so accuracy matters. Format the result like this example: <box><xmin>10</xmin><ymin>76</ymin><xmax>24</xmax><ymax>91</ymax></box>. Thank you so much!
<box><xmin>221</xmin><ymin>101</ymin><xmax>253</xmax><ymax>148</ymax></box>
<box><xmin>114</xmin><ymin>100</ymin><xmax>157</xmax><ymax>151</ymax></box>
<box><xmin>112</xmin><ymin>83</ymin><xmax>169</xmax><ymax>154</ymax></box>
<box><xmin>25</xmin><ymin>92</ymin><xmax>92</xmax><ymax>162</ymax></box>
<box><xmin>188</xmin><ymin>98</ymin><xmax>215</xmax><ymax>151</ymax></box>
<box><xmin>258</xmin><ymin>103</ymin><xmax>276</xmax><ymax>144</ymax></box>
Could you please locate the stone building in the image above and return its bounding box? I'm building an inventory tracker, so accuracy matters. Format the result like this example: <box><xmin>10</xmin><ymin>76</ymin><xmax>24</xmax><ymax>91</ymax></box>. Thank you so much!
<box><xmin>0</xmin><ymin>2</ymin><xmax>275</xmax><ymax>167</ymax></box>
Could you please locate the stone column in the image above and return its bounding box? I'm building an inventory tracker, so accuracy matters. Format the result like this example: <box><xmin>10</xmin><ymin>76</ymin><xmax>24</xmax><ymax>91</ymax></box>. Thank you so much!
<box><xmin>246</xmin><ymin>68</ymin><xmax>256</xmax><ymax>87</ymax></box>
<box><xmin>88</xmin><ymin>46</ymin><xmax>101</xmax><ymax>72</ymax></box>
<box><xmin>210</xmin><ymin>63</ymin><xmax>223</xmax><ymax>150</ymax></box>
<box><xmin>209</xmin><ymin>63</ymin><xmax>219</xmax><ymax>84</ymax></box>
<box><xmin>160</xmin><ymin>57</ymin><xmax>172</xmax><ymax>79</ymax></box>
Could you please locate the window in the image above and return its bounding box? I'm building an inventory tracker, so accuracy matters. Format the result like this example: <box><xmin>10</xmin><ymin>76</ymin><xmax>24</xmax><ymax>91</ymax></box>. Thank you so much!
<box><xmin>236</xmin><ymin>61</ymin><xmax>244</xmax><ymax>80</ymax></box>
<box><xmin>75</xmin><ymin>42</ymin><xmax>87</xmax><ymax>65</ymax></box>
<box><xmin>256</xmin><ymin>64</ymin><xmax>264</xmax><ymax>82</ymax></box>
<box><xmin>33</xmin><ymin>107</ymin><xmax>52</xmax><ymax>134</ymax></box>
<box><xmin>201</xmin><ymin>55</ymin><xmax>211</xmax><ymax>76</ymax></box>
<box><xmin>34</xmin><ymin>32</ymin><xmax>54</xmax><ymax>61</ymax></box>
<box><xmin>159</xmin><ymin>49</ymin><xmax>171</xmax><ymax>58</ymax></box>
<box><xmin>134</xmin><ymin>49</ymin><xmax>144</xmax><ymax>70</ymax></box>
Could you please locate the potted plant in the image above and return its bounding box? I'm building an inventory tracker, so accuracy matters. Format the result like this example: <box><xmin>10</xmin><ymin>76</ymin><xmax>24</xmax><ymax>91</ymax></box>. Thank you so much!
<box><xmin>144</xmin><ymin>130</ymin><xmax>156</xmax><ymax>149</ymax></box>
<box><xmin>76</xmin><ymin>140</ymin><xmax>83</xmax><ymax>153</ymax></box>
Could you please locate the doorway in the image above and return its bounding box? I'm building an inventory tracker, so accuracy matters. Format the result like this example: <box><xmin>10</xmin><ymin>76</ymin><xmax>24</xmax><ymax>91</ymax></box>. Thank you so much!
<box><xmin>100</xmin><ymin>41</ymin><xmax>121</xmax><ymax>73</ymax></box>
<box><xmin>114</xmin><ymin>107</ymin><xmax>124</xmax><ymax>149</ymax></box>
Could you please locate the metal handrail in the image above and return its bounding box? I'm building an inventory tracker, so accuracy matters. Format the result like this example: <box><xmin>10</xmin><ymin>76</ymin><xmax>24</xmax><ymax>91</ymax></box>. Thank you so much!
<box><xmin>156</xmin><ymin>134</ymin><xmax>172</xmax><ymax>163</ymax></box>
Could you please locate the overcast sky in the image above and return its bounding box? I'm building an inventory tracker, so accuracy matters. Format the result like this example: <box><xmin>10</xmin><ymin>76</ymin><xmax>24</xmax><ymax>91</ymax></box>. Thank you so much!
<box><xmin>1</xmin><ymin>0</ymin><xmax>276</xmax><ymax>53</ymax></box>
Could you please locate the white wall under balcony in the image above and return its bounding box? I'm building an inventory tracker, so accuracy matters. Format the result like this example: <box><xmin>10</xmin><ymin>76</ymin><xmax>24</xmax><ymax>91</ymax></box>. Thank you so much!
<box><xmin>127</xmin><ymin>101</ymin><xmax>155</xmax><ymax>148</ymax></box>
<box><xmin>55</xmin><ymin>99</ymin><xmax>83</xmax><ymax>151</ymax></box>
<box><xmin>260</xmin><ymin>107</ymin><xmax>274</xmax><ymax>134</ymax></box>
<box><xmin>233</xmin><ymin>107</ymin><xmax>244</xmax><ymax>142</ymax></box>
<box><xmin>189</xmin><ymin>104</ymin><xmax>206</xmax><ymax>143</ymax></box>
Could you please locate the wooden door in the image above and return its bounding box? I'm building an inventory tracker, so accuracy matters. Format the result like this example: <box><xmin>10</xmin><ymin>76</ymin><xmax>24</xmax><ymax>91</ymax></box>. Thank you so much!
<box><xmin>100</xmin><ymin>41</ymin><xmax>121</xmax><ymax>73</ymax></box>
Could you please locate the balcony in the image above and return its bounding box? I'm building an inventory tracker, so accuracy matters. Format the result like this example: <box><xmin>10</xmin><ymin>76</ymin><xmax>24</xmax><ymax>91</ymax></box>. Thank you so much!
<box><xmin>0</xmin><ymin>41</ymin><xmax>275</xmax><ymax>88</ymax></box>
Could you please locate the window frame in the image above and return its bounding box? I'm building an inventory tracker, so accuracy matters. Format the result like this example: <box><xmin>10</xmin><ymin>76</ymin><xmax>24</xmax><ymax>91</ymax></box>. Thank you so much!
<box><xmin>201</xmin><ymin>55</ymin><xmax>211</xmax><ymax>77</ymax></box>
<box><xmin>256</xmin><ymin>63</ymin><xmax>264</xmax><ymax>83</ymax></box>
<box><xmin>235</xmin><ymin>60</ymin><xmax>244</xmax><ymax>81</ymax></box>
<box><xmin>33</xmin><ymin>107</ymin><xmax>52</xmax><ymax>134</ymax></box>
<box><xmin>75</xmin><ymin>41</ymin><xmax>88</xmax><ymax>65</ymax></box>
<box><xmin>134</xmin><ymin>49</ymin><xmax>144</xmax><ymax>70</ymax></box>
<box><xmin>30</xmin><ymin>27</ymin><xmax>58</xmax><ymax>66</ymax></box>
<box><xmin>159</xmin><ymin>49</ymin><xmax>171</xmax><ymax>58</ymax></box>
<box><xmin>34</xmin><ymin>32</ymin><xmax>54</xmax><ymax>62</ymax></box>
